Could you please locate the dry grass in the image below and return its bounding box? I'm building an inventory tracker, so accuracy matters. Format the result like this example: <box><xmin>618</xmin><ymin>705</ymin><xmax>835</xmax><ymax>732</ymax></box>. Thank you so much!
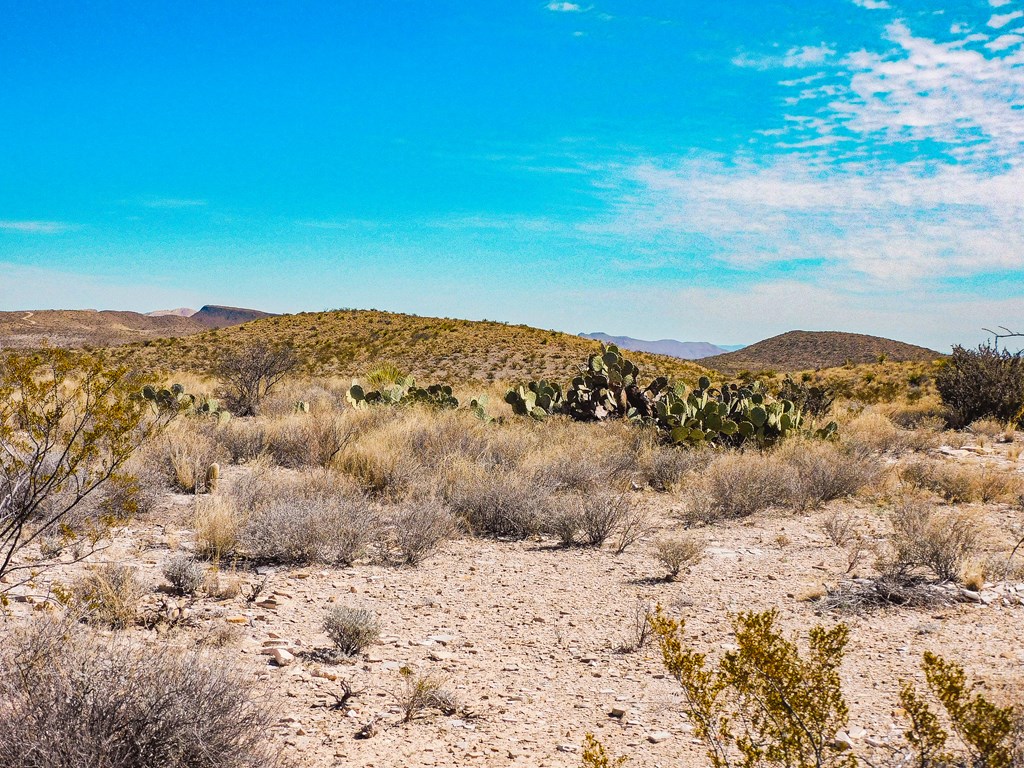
<box><xmin>67</xmin><ymin>563</ymin><xmax>144</xmax><ymax>629</ymax></box>
<box><xmin>194</xmin><ymin>495</ymin><xmax>244</xmax><ymax>559</ymax></box>
<box><xmin>775</xmin><ymin>439</ymin><xmax>882</xmax><ymax>510</ymax></box>
<box><xmin>898</xmin><ymin>457</ymin><xmax>1022</xmax><ymax>503</ymax></box>
<box><xmin>156</xmin><ymin>422</ymin><xmax>225</xmax><ymax>493</ymax></box>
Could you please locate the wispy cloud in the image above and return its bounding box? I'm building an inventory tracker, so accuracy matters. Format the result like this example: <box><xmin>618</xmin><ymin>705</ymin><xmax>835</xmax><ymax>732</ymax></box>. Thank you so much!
<box><xmin>732</xmin><ymin>44</ymin><xmax>836</xmax><ymax>70</ymax></box>
<box><xmin>0</xmin><ymin>220</ymin><xmax>72</xmax><ymax>234</ymax></box>
<box><xmin>852</xmin><ymin>0</ymin><xmax>891</xmax><ymax>9</ymax></box>
<box><xmin>545</xmin><ymin>2</ymin><xmax>581</xmax><ymax>12</ymax></box>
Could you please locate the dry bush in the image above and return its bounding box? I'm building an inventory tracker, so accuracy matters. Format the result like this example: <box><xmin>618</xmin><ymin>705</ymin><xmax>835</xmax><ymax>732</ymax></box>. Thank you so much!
<box><xmin>0</xmin><ymin>617</ymin><xmax>277</xmax><ymax>768</ymax></box>
<box><xmin>335</xmin><ymin>443</ymin><xmax>425</xmax><ymax>498</ymax></box>
<box><xmin>579</xmin><ymin>490</ymin><xmax>634</xmax><ymax>547</ymax></box>
<box><xmin>68</xmin><ymin>563</ymin><xmax>143</xmax><ymax>629</ymax></box>
<box><xmin>163</xmin><ymin>553</ymin><xmax>206</xmax><ymax>596</ymax></box>
<box><xmin>822</xmin><ymin>509</ymin><xmax>858</xmax><ymax>547</ymax></box>
<box><xmin>614</xmin><ymin>503</ymin><xmax>653</xmax><ymax>554</ymax></box>
<box><xmin>323</xmin><ymin>605</ymin><xmax>380</xmax><ymax>656</ymax></box>
<box><xmin>379</xmin><ymin>498</ymin><xmax>456</xmax><ymax>566</ymax></box>
<box><xmin>899</xmin><ymin>457</ymin><xmax>1022</xmax><ymax>503</ymax></box>
<box><xmin>841</xmin><ymin>410</ymin><xmax>934</xmax><ymax>455</ymax></box>
<box><xmin>395</xmin><ymin>666</ymin><xmax>459</xmax><ymax>722</ymax></box>
<box><xmin>444</xmin><ymin>460</ymin><xmax>550</xmax><ymax>538</ymax></box>
<box><xmin>541</xmin><ymin>494</ymin><xmax>584</xmax><ymax>546</ymax></box>
<box><xmin>970</xmin><ymin>417</ymin><xmax>1008</xmax><ymax>441</ymax></box>
<box><xmin>240</xmin><ymin>475</ymin><xmax>376</xmax><ymax>566</ymax></box>
<box><xmin>263</xmin><ymin>413</ymin><xmax>356</xmax><ymax>469</ymax></box>
<box><xmin>776</xmin><ymin>440</ymin><xmax>882</xmax><ymax>511</ymax></box>
<box><xmin>194</xmin><ymin>495</ymin><xmax>243</xmax><ymax>559</ymax></box>
<box><xmin>653</xmin><ymin>534</ymin><xmax>705</xmax><ymax>579</ymax></box>
<box><xmin>883</xmin><ymin>497</ymin><xmax>982</xmax><ymax>582</ymax></box>
<box><xmin>639</xmin><ymin>444</ymin><xmax>708</xmax><ymax>492</ymax></box>
<box><xmin>684</xmin><ymin>451</ymin><xmax>780</xmax><ymax>523</ymax></box>
<box><xmin>157</xmin><ymin>423</ymin><xmax>225</xmax><ymax>493</ymax></box>
<box><xmin>216</xmin><ymin>418</ymin><xmax>270</xmax><ymax>463</ymax></box>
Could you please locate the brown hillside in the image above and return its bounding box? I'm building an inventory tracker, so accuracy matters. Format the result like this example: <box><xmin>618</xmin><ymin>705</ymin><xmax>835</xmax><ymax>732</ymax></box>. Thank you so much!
<box><xmin>192</xmin><ymin>304</ymin><xmax>277</xmax><ymax>328</ymax></box>
<box><xmin>701</xmin><ymin>330</ymin><xmax>941</xmax><ymax>374</ymax></box>
<box><xmin>106</xmin><ymin>309</ymin><xmax>711</xmax><ymax>384</ymax></box>
<box><xmin>0</xmin><ymin>309</ymin><xmax>207</xmax><ymax>350</ymax></box>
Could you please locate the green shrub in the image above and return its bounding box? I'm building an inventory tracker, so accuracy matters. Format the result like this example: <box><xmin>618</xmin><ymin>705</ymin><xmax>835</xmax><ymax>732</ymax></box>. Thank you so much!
<box><xmin>936</xmin><ymin>344</ymin><xmax>1024</xmax><ymax>428</ymax></box>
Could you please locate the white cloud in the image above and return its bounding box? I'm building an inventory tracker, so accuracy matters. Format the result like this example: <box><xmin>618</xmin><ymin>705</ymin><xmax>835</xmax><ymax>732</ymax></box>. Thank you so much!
<box><xmin>989</xmin><ymin>10</ymin><xmax>1024</xmax><ymax>28</ymax></box>
<box><xmin>584</xmin><ymin>155</ymin><xmax>1024</xmax><ymax>286</ymax></box>
<box><xmin>986</xmin><ymin>33</ymin><xmax>1024</xmax><ymax>50</ymax></box>
<box><xmin>990</xmin><ymin>0</ymin><xmax>1013</xmax><ymax>6</ymax></box>
<box><xmin>545</xmin><ymin>2</ymin><xmax>581</xmax><ymax>11</ymax></box>
<box><xmin>767</xmin><ymin>19</ymin><xmax>1024</xmax><ymax>163</ymax></box>
<box><xmin>852</xmin><ymin>0</ymin><xmax>891</xmax><ymax>9</ymax></box>
<box><xmin>0</xmin><ymin>220</ymin><xmax>72</xmax><ymax>234</ymax></box>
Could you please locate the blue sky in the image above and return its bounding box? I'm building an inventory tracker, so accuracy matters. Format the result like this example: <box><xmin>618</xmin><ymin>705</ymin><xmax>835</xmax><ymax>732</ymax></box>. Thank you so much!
<box><xmin>1</xmin><ymin>1</ymin><xmax>1022</xmax><ymax>350</ymax></box>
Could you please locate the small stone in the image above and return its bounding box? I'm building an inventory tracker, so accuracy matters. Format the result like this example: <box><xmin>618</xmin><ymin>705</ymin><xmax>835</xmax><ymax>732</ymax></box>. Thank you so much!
<box><xmin>556</xmin><ymin>744</ymin><xmax>578</xmax><ymax>753</ymax></box>
<box><xmin>610</xmin><ymin>707</ymin><xmax>628</xmax><ymax>719</ymax></box>
<box><xmin>833</xmin><ymin>732</ymin><xmax>854</xmax><ymax>751</ymax></box>
<box><xmin>271</xmin><ymin>648</ymin><xmax>295</xmax><ymax>667</ymax></box>
<box><xmin>225</xmin><ymin>615</ymin><xmax>248</xmax><ymax>624</ymax></box>
<box><xmin>429</xmin><ymin>650</ymin><xmax>455</xmax><ymax>662</ymax></box>
<box><xmin>648</xmin><ymin>731</ymin><xmax>672</xmax><ymax>744</ymax></box>
<box><xmin>848</xmin><ymin>726</ymin><xmax>866</xmax><ymax>740</ymax></box>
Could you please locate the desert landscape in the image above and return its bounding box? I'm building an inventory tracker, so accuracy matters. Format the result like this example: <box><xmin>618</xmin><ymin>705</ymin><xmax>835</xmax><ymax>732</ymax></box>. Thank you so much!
<box><xmin>4</xmin><ymin>2</ymin><xmax>1023</xmax><ymax>766</ymax></box>
<box><xmin>1</xmin><ymin>310</ymin><xmax>1022</xmax><ymax>768</ymax></box>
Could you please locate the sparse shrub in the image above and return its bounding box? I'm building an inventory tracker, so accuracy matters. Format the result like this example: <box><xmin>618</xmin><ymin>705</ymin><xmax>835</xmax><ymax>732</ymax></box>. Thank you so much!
<box><xmin>779</xmin><ymin>375</ymin><xmax>835</xmax><ymax>418</ymax></box>
<box><xmin>395</xmin><ymin>666</ymin><xmax>458</xmax><ymax>722</ymax></box>
<box><xmin>381</xmin><ymin>499</ymin><xmax>456</xmax><ymax>566</ymax></box>
<box><xmin>614</xmin><ymin>503</ymin><xmax>653</xmax><ymax>554</ymax></box>
<box><xmin>323</xmin><ymin>605</ymin><xmax>380</xmax><ymax>656</ymax></box>
<box><xmin>778</xmin><ymin>440</ymin><xmax>881</xmax><ymax>510</ymax></box>
<box><xmin>163</xmin><ymin>554</ymin><xmax>205</xmax><ymax>596</ymax></box>
<box><xmin>542</xmin><ymin>495</ymin><xmax>584</xmax><ymax>546</ymax></box>
<box><xmin>936</xmin><ymin>343</ymin><xmax>1024</xmax><ymax>428</ymax></box>
<box><xmin>884</xmin><ymin>497</ymin><xmax>981</xmax><ymax>583</ymax></box>
<box><xmin>685</xmin><ymin>452</ymin><xmax>779</xmax><ymax>523</ymax></box>
<box><xmin>264</xmin><ymin>414</ymin><xmax>354</xmax><ymax>469</ymax></box>
<box><xmin>69</xmin><ymin>563</ymin><xmax>143</xmax><ymax>629</ymax></box>
<box><xmin>0</xmin><ymin>617</ymin><xmax>276</xmax><ymax>768</ymax></box>
<box><xmin>900</xmin><ymin>652</ymin><xmax>1020</xmax><ymax>768</ymax></box>
<box><xmin>649</xmin><ymin>606</ymin><xmax>856</xmax><ymax>768</ymax></box>
<box><xmin>841</xmin><ymin>410</ymin><xmax>924</xmax><ymax>455</ymax></box>
<box><xmin>217</xmin><ymin>418</ymin><xmax>270</xmax><ymax>463</ymax></box>
<box><xmin>580</xmin><ymin>491</ymin><xmax>632</xmax><ymax>547</ymax></box>
<box><xmin>445</xmin><ymin>463</ymin><xmax>548</xmax><ymax>538</ymax></box>
<box><xmin>194</xmin><ymin>495</ymin><xmax>243</xmax><ymax>559</ymax></box>
<box><xmin>617</xmin><ymin>598</ymin><xmax>655</xmax><ymax>653</ymax></box>
<box><xmin>653</xmin><ymin>534</ymin><xmax>705</xmax><ymax>580</ymax></box>
<box><xmin>822</xmin><ymin>509</ymin><xmax>857</xmax><ymax>548</ymax></box>
<box><xmin>241</xmin><ymin>483</ymin><xmax>376</xmax><ymax>566</ymax></box>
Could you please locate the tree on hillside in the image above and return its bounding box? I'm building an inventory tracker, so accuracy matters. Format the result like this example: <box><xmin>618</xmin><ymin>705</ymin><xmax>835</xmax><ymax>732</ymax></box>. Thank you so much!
<box><xmin>216</xmin><ymin>341</ymin><xmax>301</xmax><ymax>416</ymax></box>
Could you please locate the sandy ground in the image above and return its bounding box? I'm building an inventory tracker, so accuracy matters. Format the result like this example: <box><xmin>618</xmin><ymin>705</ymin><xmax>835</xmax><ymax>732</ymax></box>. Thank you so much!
<box><xmin>3</xmin><ymin>440</ymin><xmax>1023</xmax><ymax>768</ymax></box>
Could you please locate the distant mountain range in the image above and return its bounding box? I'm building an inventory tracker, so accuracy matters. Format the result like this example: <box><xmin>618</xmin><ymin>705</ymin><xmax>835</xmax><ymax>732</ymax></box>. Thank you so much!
<box><xmin>146</xmin><ymin>305</ymin><xmax>275</xmax><ymax>327</ymax></box>
<box><xmin>580</xmin><ymin>332</ymin><xmax>744</xmax><ymax>360</ymax></box>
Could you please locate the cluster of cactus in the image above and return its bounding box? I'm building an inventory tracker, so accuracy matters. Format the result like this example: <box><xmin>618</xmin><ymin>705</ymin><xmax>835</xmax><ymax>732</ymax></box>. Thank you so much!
<box><xmin>347</xmin><ymin>376</ymin><xmax>459</xmax><ymax>410</ymax></box>
<box><xmin>505</xmin><ymin>344</ymin><xmax>837</xmax><ymax>448</ymax></box>
<box><xmin>654</xmin><ymin>377</ymin><xmax>834</xmax><ymax>447</ymax></box>
<box><xmin>504</xmin><ymin>380</ymin><xmax>564</xmax><ymax>419</ymax></box>
<box><xmin>140</xmin><ymin>384</ymin><xmax>231</xmax><ymax>424</ymax></box>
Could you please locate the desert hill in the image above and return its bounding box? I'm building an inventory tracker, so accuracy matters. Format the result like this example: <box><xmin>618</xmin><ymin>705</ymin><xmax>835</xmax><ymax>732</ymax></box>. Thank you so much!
<box><xmin>108</xmin><ymin>309</ymin><xmax>711</xmax><ymax>384</ymax></box>
<box><xmin>701</xmin><ymin>330</ymin><xmax>942</xmax><ymax>374</ymax></box>
<box><xmin>0</xmin><ymin>309</ymin><xmax>205</xmax><ymax>349</ymax></box>
<box><xmin>0</xmin><ymin>305</ymin><xmax>275</xmax><ymax>350</ymax></box>
<box><xmin>580</xmin><ymin>332</ymin><xmax>728</xmax><ymax>360</ymax></box>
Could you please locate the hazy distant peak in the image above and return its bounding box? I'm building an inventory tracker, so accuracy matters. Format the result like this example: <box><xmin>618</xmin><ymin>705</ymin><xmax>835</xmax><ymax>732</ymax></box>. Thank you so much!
<box><xmin>580</xmin><ymin>332</ymin><xmax>731</xmax><ymax>360</ymax></box>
